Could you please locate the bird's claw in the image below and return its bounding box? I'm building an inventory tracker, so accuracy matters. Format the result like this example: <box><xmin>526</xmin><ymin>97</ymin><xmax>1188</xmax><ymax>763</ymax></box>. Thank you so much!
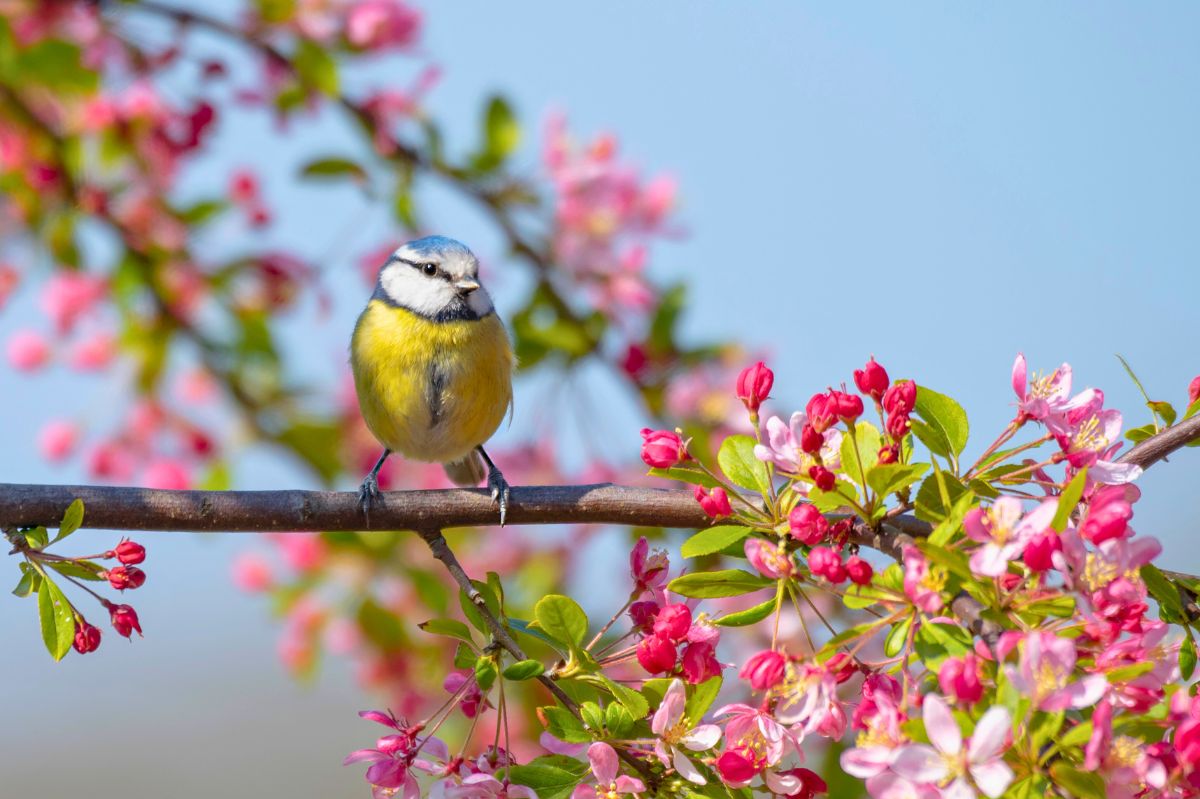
<box><xmin>487</xmin><ymin>467</ymin><xmax>511</xmax><ymax>527</ymax></box>
<box><xmin>358</xmin><ymin>474</ymin><xmax>382</xmax><ymax>521</ymax></box>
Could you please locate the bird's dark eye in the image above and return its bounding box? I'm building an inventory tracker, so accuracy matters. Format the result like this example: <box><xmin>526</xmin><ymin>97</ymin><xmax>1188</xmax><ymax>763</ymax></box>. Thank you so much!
<box><xmin>422</xmin><ymin>263</ymin><xmax>437</xmax><ymax>276</ymax></box>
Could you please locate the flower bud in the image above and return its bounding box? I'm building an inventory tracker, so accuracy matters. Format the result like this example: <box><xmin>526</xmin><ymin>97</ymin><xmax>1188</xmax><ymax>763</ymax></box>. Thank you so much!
<box><xmin>680</xmin><ymin>641</ymin><xmax>721</xmax><ymax>684</ymax></box>
<box><xmin>808</xmin><ymin>464</ymin><xmax>836</xmax><ymax>492</ymax></box>
<box><xmin>1190</xmin><ymin>375</ymin><xmax>1200</xmax><ymax>405</ymax></box>
<box><xmin>640</xmin><ymin>428</ymin><xmax>687</xmax><ymax>469</ymax></box>
<box><xmin>739</xmin><ymin>649</ymin><xmax>787</xmax><ymax>691</ymax></box>
<box><xmin>105</xmin><ymin>565</ymin><xmax>146</xmax><ymax>591</ymax></box>
<box><xmin>877</xmin><ymin>444</ymin><xmax>899</xmax><ymax>465</ymax></box>
<box><xmin>832</xmin><ymin>391</ymin><xmax>864</xmax><ymax>423</ymax></box>
<box><xmin>886</xmin><ymin>412</ymin><xmax>910</xmax><ymax>440</ymax></box>
<box><xmin>653</xmin><ymin>604</ymin><xmax>693</xmax><ymax>642</ymax></box>
<box><xmin>799</xmin><ymin>423</ymin><xmax>824</xmax><ymax>455</ymax></box>
<box><xmin>716</xmin><ymin>747</ymin><xmax>759</xmax><ymax>784</ymax></box>
<box><xmin>73</xmin><ymin>620</ymin><xmax>102</xmax><ymax>654</ymax></box>
<box><xmin>628</xmin><ymin>601</ymin><xmax>659</xmax><ymax>634</ymax></box>
<box><xmin>788</xmin><ymin>504</ymin><xmax>829</xmax><ymax>545</ymax></box>
<box><xmin>694</xmin><ymin>485</ymin><xmax>732</xmax><ymax>519</ymax></box>
<box><xmin>1023</xmin><ymin>531</ymin><xmax>1062</xmax><ymax>573</ymax></box>
<box><xmin>109</xmin><ymin>604</ymin><xmax>142</xmax><ymax>638</ymax></box>
<box><xmin>773</xmin><ymin>767</ymin><xmax>828</xmax><ymax>799</ymax></box>
<box><xmin>846</xmin><ymin>556</ymin><xmax>874</xmax><ymax>586</ymax></box>
<box><xmin>825</xmin><ymin>652</ymin><xmax>858</xmax><ymax>684</ymax></box>
<box><xmin>805</xmin><ymin>393</ymin><xmax>838</xmax><ymax>434</ymax></box>
<box><xmin>636</xmin><ymin>633</ymin><xmax>677</xmax><ymax>674</ymax></box>
<box><xmin>938</xmin><ymin>653</ymin><xmax>984</xmax><ymax>705</ymax></box>
<box><xmin>112</xmin><ymin>540</ymin><xmax>146</xmax><ymax>565</ymax></box>
<box><xmin>736</xmin><ymin>361</ymin><xmax>774</xmax><ymax>413</ymax></box>
<box><xmin>853</xmin><ymin>358</ymin><xmax>890</xmax><ymax>401</ymax></box>
<box><xmin>882</xmin><ymin>380</ymin><xmax>917</xmax><ymax>416</ymax></box>
<box><xmin>808</xmin><ymin>547</ymin><xmax>846</xmax><ymax>584</ymax></box>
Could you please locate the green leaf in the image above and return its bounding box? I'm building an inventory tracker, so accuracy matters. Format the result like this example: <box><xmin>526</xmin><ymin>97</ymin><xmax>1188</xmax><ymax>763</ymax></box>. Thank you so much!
<box><xmin>668</xmin><ymin>569</ymin><xmax>771</xmax><ymax>599</ymax></box>
<box><xmin>472</xmin><ymin>95</ymin><xmax>521</xmax><ymax>172</ymax></box>
<box><xmin>884</xmin><ymin>615</ymin><xmax>913</xmax><ymax>658</ymax></box>
<box><xmin>1030</xmin><ymin>710</ymin><xmax>1065</xmax><ymax>750</ymax></box>
<box><xmin>1182</xmin><ymin>636</ymin><xmax>1197</xmax><ymax>681</ymax></box>
<box><xmin>713</xmin><ymin>597</ymin><xmax>778</xmax><ymax>627</ymax></box>
<box><xmin>509</xmin><ymin>617</ymin><xmax>563</xmax><ymax>649</ymax></box>
<box><xmin>534</xmin><ymin>595</ymin><xmax>589</xmax><ymax>649</ymax></box>
<box><xmin>913</xmin><ymin>386</ymin><xmax>969</xmax><ymax>459</ymax></box>
<box><xmin>595</xmin><ymin>674</ymin><xmax>649</xmax><ymax>719</ymax></box>
<box><xmin>717</xmin><ymin>435</ymin><xmax>771</xmax><ymax>495</ymax></box>
<box><xmin>453</xmin><ymin>643</ymin><xmax>476</xmax><ymax>670</ymax></box>
<box><xmin>685</xmin><ymin>676</ymin><xmax>722</xmax><ymax>722</ymax></box>
<box><xmin>419</xmin><ymin>618</ymin><xmax>475</xmax><ymax>645</ymax></box>
<box><xmin>293</xmin><ymin>39</ymin><xmax>338</xmax><ymax>94</ymax></box>
<box><xmin>12</xmin><ymin>566</ymin><xmax>38</xmax><ymax>598</ymax></box>
<box><xmin>503</xmin><ymin>659</ymin><xmax>544</xmax><ymax>681</ymax></box>
<box><xmin>1125</xmin><ymin>422</ymin><xmax>1157</xmax><ymax>444</ymax></box>
<box><xmin>909</xmin><ymin>418</ymin><xmax>952</xmax><ymax>459</ymax></box>
<box><xmin>1148</xmin><ymin>400</ymin><xmax>1177</xmax><ymax>427</ymax></box>
<box><xmin>299</xmin><ymin>157</ymin><xmax>368</xmax><ymax>183</ymax></box>
<box><xmin>23</xmin><ymin>526</ymin><xmax>48</xmax><ymax>550</ymax></box>
<box><xmin>38</xmin><ymin>576</ymin><xmax>75</xmax><ymax>661</ymax></box>
<box><xmin>47</xmin><ymin>560</ymin><xmax>105</xmax><ymax>582</ymax></box>
<box><xmin>507</xmin><ymin>758</ymin><xmax>588</xmax><ymax>799</ymax></box>
<box><xmin>277</xmin><ymin>420</ymin><xmax>342</xmax><ymax>484</ymax></box>
<box><xmin>474</xmin><ymin>656</ymin><xmax>498</xmax><ymax>692</ymax></box>
<box><xmin>357</xmin><ymin>598</ymin><xmax>406</xmax><ymax>650</ymax></box>
<box><xmin>1009</xmin><ymin>776</ymin><xmax>1053</xmax><ymax>799</ymax></box>
<box><xmin>1142</xmin><ymin>565</ymin><xmax>1186</xmax><ymax>623</ymax></box>
<box><xmin>681</xmin><ymin>526</ymin><xmax>752</xmax><ymax>559</ymax></box>
<box><xmin>605</xmin><ymin>703</ymin><xmax>634</xmax><ymax>738</ymax></box>
<box><xmin>13</xmin><ymin>40</ymin><xmax>97</xmax><ymax>93</ymax></box>
<box><xmin>1051</xmin><ymin>469</ymin><xmax>1088</xmax><ymax>533</ymax></box>
<box><xmin>1019</xmin><ymin>595</ymin><xmax>1076</xmax><ymax>619</ymax></box>
<box><xmin>914</xmin><ymin>470</ymin><xmax>969</xmax><ymax>524</ymax></box>
<box><xmin>842</xmin><ymin>583</ymin><xmax>893</xmax><ymax>610</ymax></box>
<box><xmin>1049</xmin><ymin>763</ymin><xmax>1106</xmax><ymax>799</ymax></box>
<box><xmin>1059</xmin><ymin>720</ymin><xmax>1094</xmax><ymax>748</ymax></box>
<box><xmin>539</xmin><ymin>706</ymin><xmax>591</xmax><ymax>743</ymax></box>
<box><xmin>927</xmin><ymin>490</ymin><xmax>976</xmax><ymax>547</ymax></box>
<box><xmin>1106</xmin><ymin>661</ymin><xmax>1155</xmax><ymax>682</ymax></box>
<box><xmin>914</xmin><ymin>622</ymin><xmax>972</xmax><ymax>667</ymax></box>
<box><xmin>647</xmin><ymin>466</ymin><xmax>722</xmax><ymax>490</ymax></box>
<box><xmin>580</xmin><ymin>701</ymin><xmax>604</xmax><ymax>731</ymax></box>
<box><xmin>840</xmin><ymin>422</ymin><xmax>882</xmax><ymax>486</ymax></box>
<box><xmin>52</xmin><ymin>499</ymin><xmax>84</xmax><ymax>543</ymax></box>
<box><xmin>1185</xmin><ymin>398</ymin><xmax>1200</xmax><ymax>420</ymax></box>
<box><xmin>866</xmin><ymin>463</ymin><xmax>930</xmax><ymax>499</ymax></box>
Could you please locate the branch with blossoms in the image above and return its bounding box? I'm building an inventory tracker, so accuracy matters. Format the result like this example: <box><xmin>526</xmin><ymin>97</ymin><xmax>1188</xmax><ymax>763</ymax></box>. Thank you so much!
<box><xmin>8</xmin><ymin>355</ymin><xmax>1200</xmax><ymax>799</ymax></box>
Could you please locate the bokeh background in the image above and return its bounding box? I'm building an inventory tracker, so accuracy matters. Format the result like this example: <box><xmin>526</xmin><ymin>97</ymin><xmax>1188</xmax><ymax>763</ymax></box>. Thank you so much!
<box><xmin>2</xmin><ymin>3</ymin><xmax>1198</xmax><ymax>797</ymax></box>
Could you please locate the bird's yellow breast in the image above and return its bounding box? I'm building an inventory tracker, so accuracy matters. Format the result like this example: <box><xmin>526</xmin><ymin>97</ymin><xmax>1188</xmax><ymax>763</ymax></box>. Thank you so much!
<box><xmin>350</xmin><ymin>300</ymin><xmax>514</xmax><ymax>464</ymax></box>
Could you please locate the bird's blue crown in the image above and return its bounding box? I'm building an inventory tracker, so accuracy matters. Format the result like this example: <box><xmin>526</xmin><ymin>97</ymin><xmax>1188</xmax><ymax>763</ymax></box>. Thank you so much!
<box><xmin>402</xmin><ymin>235</ymin><xmax>474</xmax><ymax>259</ymax></box>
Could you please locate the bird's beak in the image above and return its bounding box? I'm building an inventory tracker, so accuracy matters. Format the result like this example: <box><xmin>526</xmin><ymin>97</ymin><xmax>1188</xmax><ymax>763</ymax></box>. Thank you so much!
<box><xmin>454</xmin><ymin>279</ymin><xmax>481</xmax><ymax>295</ymax></box>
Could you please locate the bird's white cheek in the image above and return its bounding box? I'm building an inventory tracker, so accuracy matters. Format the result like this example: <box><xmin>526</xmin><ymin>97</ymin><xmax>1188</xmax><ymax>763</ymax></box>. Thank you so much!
<box><xmin>381</xmin><ymin>267</ymin><xmax>455</xmax><ymax>316</ymax></box>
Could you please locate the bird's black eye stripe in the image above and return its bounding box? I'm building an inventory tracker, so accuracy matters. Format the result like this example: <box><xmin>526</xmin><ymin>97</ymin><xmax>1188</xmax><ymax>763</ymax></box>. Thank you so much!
<box><xmin>396</xmin><ymin>256</ymin><xmax>439</xmax><ymax>277</ymax></box>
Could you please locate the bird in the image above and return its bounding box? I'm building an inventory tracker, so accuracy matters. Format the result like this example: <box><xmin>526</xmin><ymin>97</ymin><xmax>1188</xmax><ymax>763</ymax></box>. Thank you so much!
<box><xmin>350</xmin><ymin>235</ymin><xmax>515</xmax><ymax>524</ymax></box>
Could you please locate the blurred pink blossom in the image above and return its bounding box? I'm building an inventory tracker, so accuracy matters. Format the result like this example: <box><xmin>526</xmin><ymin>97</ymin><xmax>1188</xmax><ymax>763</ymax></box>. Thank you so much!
<box><xmin>7</xmin><ymin>329</ymin><xmax>50</xmax><ymax>371</ymax></box>
<box><xmin>38</xmin><ymin>420</ymin><xmax>78</xmax><ymax>461</ymax></box>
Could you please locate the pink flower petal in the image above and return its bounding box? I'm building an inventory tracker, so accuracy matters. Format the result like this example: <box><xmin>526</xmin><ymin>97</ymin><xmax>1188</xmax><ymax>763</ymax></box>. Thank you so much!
<box><xmin>891</xmin><ymin>744</ymin><xmax>947</xmax><ymax>783</ymax></box>
<box><xmin>970</xmin><ymin>758</ymin><xmax>1015</xmax><ymax>798</ymax></box>
<box><xmin>967</xmin><ymin>706</ymin><xmax>1012</xmax><ymax>762</ymax></box>
<box><xmin>588</xmin><ymin>742</ymin><xmax>619</xmax><ymax>785</ymax></box>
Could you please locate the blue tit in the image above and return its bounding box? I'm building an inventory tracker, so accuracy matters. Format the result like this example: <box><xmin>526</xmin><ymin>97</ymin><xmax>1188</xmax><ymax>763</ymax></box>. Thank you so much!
<box><xmin>350</xmin><ymin>235</ymin><xmax>515</xmax><ymax>523</ymax></box>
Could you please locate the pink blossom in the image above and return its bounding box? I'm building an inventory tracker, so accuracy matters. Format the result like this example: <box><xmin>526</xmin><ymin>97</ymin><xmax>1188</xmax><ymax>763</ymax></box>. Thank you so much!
<box><xmin>347</xmin><ymin>0</ymin><xmax>421</xmax><ymax>51</ymax></box>
<box><xmin>680</xmin><ymin>641</ymin><xmax>722</xmax><ymax>684</ymax></box>
<box><xmin>344</xmin><ymin>711</ymin><xmax>448</xmax><ymax>798</ymax></box>
<box><xmin>1009</xmin><ymin>632</ymin><xmax>1107</xmax><ymax>711</ymax></box>
<box><xmin>68</xmin><ymin>331</ymin><xmax>117</xmax><ymax>370</ymax></box>
<box><xmin>753</xmin><ymin>412</ymin><xmax>843</xmax><ymax>476</ymax></box>
<box><xmin>714</xmin><ymin>703</ymin><xmax>793</xmax><ymax>786</ymax></box>
<box><xmin>40</xmin><ymin>271</ymin><xmax>106</xmax><ymax>333</ymax></box>
<box><xmin>0</xmin><ymin>263</ymin><xmax>18</xmax><ymax>309</ymax></box>
<box><xmin>902</xmin><ymin>546</ymin><xmax>944</xmax><ymax>613</ymax></box>
<box><xmin>694</xmin><ymin>485</ymin><xmax>732</xmax><ymax>519</ymax></box>
<box><xmin>7</xmin><ymin>329</ymin><xmax>50</xmax><ymax>371</ymax></box>
<box><xmin>569</xmin><ymin>743</ymin><xmax>644</xmax><ymax>799</ymax></box>
<box><xmin>629</xmin><ymin>536</ymin><xmax>669</xmax><ymax>595</ymax></box>
<box><xmin>1048</xmin><ymin>408</ymin><xmax>1142</xmax><ymax>484</ymax></box>
<box><xmin>788</xmin><ymin>504</ymin><xmax>829</xmax><ymax>545</ymax></box>
<box><xmin>448</xmin><ymin>774</ymin><xmax>536</xmax><ymax>799</ymax></box>
<box><xmin>963</xmin><ymin>497</ymin><xmax>1057</xmax><ymax>578</ymax></box>
<box><xmin>1011</xmin><ymin>354</ymin><xmax>1097</xmax><ymax>422</ymax></box>
<box><xmin>1079</xmin><ymin>484</ymin><xmax>1137</xmax><ymax>544</ymax></box>
<box><xmin>443</xmin><ymin>670</ymin><xmax>488</xmax><ymax>718</ymax></box>
<box><xmin>938</xmin><ymin>653</ymin><xmax>984</xmax><ymax>705</ymax></box>
<box><xmin>891</xmin><ymin>694</ymin><xmax>1013</xmax><ymax>798</ymax></box>
<box><xmin>740</xmin><ymin>650</ymin><xmax>787</xmax><ymax>691</ymax></box>
<box><xmin>745</xmin><ymin>537</ymin><xmax>795</xmax><ymax>579</ymax></box>
<box><xmin>640</xmin><ymin>428</ymin><xmax>688</xmax><ymax>469</ymax></box>
<box><xmin>651</xmin><ymin>679</ymin><xmax>721</xmax><ymax>784</ymax></box>
<box><xmin>736</xmin><ymin>361</ymin><xmax>774</xmax><ymax>413</ymax></box>
<box><xmin>37</xmin><ymin>420</ymin><xmax>78</xmax><ymax>461</ymax></box>
<box><xmin>774</xmin><ymin>660</ymin><xmax>838</xmax><ymax>734</ymax></box>
<box><xmin>141</xmin><ymin>459</ymin><xmax>191</xmax><ymax>490</ymax></box>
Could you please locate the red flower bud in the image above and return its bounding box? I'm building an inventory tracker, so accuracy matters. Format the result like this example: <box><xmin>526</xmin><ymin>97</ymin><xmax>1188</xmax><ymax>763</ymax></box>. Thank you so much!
<box><xmin>113</xmin><ymin>540</ymin><xmax>146</xmax><ymax>565</ymax></box>
<box><xmin>805</xmin><ymin>393</ymin><xmax>838</xmax><ymax>434</ymax></box>
<box><xmin>636</xmin><ymin>633</ymin><xmax>678</xmax><ymax>674</ymax></box>
<box><xmin>831</xmin><ymin>390</ymin><xmax>864</xmax><ymax>423</ymax></box>
<box><xmin>652</xmin><ymin>604</ymin><xmax>693</xmax><ymax>642</ymax></box>
<box><xmin>853</xmin><ymin>358</ymin><xmax>890</xmax><ymax>402</ymax></box>
<box><xmin>938</xmin><ymin>653</ymin><xmax>984</xmax><ymax>705</ymax></box>
<box><xmin>774</xmin><ymin>767</ymin><xmax>828</xmax><ymax>799</ymax></box>
<box><xmin>73</xmin><ymin>620</ymin><xmax>102</xmax><ymax>654</ymax></box>
<box><xmin>808</xmin><ymin>464</ymin><xmax>836</xmax><ymax>492</ymax></box>
<box><xmin>109</xmin><ymin>604</ymin><xmax>142</xmax><ymax>638</ymax></box>
<box><xmin>105</xmin><ymin>565</ymin><xmax>146</xmax><ymax>591</ymax></box>
<box><xmin>640</xmin><ymin>428</ymin><xmax>687</xmax><ymax>469</ymax></box>
<box><xmin>1190</xmin><ymin>376</ymin><xmax>1200</xmax><ymax>405</ymax></box>
<box><xmin>808</xmin><ymin>546</ymin><xmax>846</xmax><ymax>584</ymax></box>
<box><xmin>680</xmin><ymin>641</ymin><xmax>721</xmax><ymax>684</ymax></box>
<box><xmin>825</xmin><ymin>652</ymin><xmax>858</xmax><ymax>684</ymax></box>
<box><xmin>846</xmin><ymin>556</ymin><xmax>874</xmax><ymax>586</ymax></box>
<box><xmin>882</xmin><ymin>380</ymin><xmax>917</xmax><ymax>416</ymax></box>
<box><xmin>739</xmin><ymin>649</ymin><xmax>787</xmax><ymax>691</ymax></box>
<box><xmin>877</xmin><ymin>444</ymin><xmax>899</xmax><ymax>465</ymax></box>
<box><xmin>736</xmin><ymin>361</ymin><xmax>774</xmax><ymax>413</ymax></box>
<box><xmin>886</xmin><ymin>412</ymin><xmax>911</xmax><ymax>440</ymax></box>
<box><xmin>629</xmin><ymin>600</ymin><xmax>660</xmax><ymax>634</ymax></box>
<box><xmin>1080</xmin><ymin>501</ymin><xmax>1133</xmax><ymax>545</ymax></box>
<box><xmin>799</xmin><ymin>423</ymin><xmax>824</xmax><ymax>455</ymax></box>
<box><xmin>1024</xmin><ymin>531</ymin><xmax>1062</xmax><ymax>572</ymax></box>
<box><xmin>716</xmin><ymin>747</ymin><xmax>760</xmax><ymax>784</ymax></box>
<box><xmin>694</xmin><ymin>485</ymin><xmax>733</xmax><ymax>519</ymax></box>
<box><xmin>788</xmin><ymin>504</ymin><xmax>829</xmax><ymax>545</ymax></box>
<box><xmin>622</xmin><ymin>343</ymin><xmax>648</xmax><ymax>380</ymax></box>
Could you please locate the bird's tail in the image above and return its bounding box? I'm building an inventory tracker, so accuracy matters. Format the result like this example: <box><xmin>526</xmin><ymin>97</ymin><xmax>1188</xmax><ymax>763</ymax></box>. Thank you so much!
<box><xmin>443</xmin><ymin>451</ymin><xmax>486</xmax><ymax>487</ymax></box>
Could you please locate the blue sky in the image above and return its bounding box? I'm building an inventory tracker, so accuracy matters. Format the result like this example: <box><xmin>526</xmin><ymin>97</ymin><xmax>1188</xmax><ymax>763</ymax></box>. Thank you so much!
<box><xmin>2</xmin><ymin>4</ymin><xmax>1199</xmax><ymax>797</ymax></box>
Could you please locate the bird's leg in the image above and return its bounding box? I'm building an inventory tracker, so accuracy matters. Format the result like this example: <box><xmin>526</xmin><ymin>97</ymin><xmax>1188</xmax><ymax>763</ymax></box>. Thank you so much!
<box><xmin>359</xmin><ymin>449</ymin><xmax>391</xmax><ymax>520</ymax></box>
<box><xmin>476</xmin><ymin>446</ymin><xmax>510</xmax><ymax>526</ymax></box>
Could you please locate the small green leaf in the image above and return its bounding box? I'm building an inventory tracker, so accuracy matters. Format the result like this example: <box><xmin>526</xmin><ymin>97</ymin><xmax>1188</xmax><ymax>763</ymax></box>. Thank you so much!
<box><xmin>474</xmin><ymin>656</ymin><xmax>498</xmax><ymax>692</ymax></box>
<box><xmin>605</xmin><ymin>703</ymin><xmax>634</xmax><ymax>737</ymax></box>
<box><xmin>293</xmin><ymin>39</ymin><xmax>338</xmax><ymax>94</ymax></box>
<box><xmin>1048</xmin><ymin>763</ymin><xmax>1106</xmax><ymax>799</ymax></box>
<box><xmin>38</xmin><ymin>576</ymin><xmax>75</xmax><ymax>661</ymax></box>
<box><xmin>914</xmin><ymin>622</ymin><xmax>972</xmax><ymax>667</ymax></box>
<box><xmin>579</xmin><ymin>701</ymin><xmax>604</xmax><ymax>731</ymax></box>
<box><xmin>668</xmin><ymin>569</ymin><xmax>771</xmax><ymax>599</ymax></box>
<box><xmin>913</xmin><ymin>386</ymin><xmax>969</xmax><ymax>459</ymax></box>
<box><xmin>47</xmin><ymin>560</ymin><xmax>105</xmax><ymax>582</ymax></box>
<box><xmin>866</xmin><ymin>463</ymin><xmax>930</xmax><ymax>499</ymax></box>
<box><xmin>23</xmin><ymin>526</ymin><xmax>48</xmax><ymax>550</ymax></box>
<box><xmin>1182</xmin><ymin>636</ymin><xmax>1197</xmax><ymax>681</ymax></box>
<box><xmin>681</xmin><ymin>526</ymin><xmax>752</xmax><ymax>559</ymax></box>
<box><xmin>507</xmin><ymin>757</ymin><xmax>588</xmax><ymax>799</ymax></box>
<box><xmin>717</xmin><ymin>435</ymin><xmax>771</xmax><ymax>495</ymax></box>
<box><xmin>1142</xmin><ymin>565</ymin><xmax>1186</xmax><ymax>623</ymax></box>
<box><xmin>647</xmin><ymin>466</ymin><xmax>723</xmax><ymax>490</ymax></box>
<box><xmin>503</xmin><ymin>659</ymin><xmax>544</xmax><ymax>681</ymax></box>
<box><xmin>52</xmin><ymin>499</ymin><xmax>84</xmax><ymax>543</ymax></box>
<box><xmin>453</xmin><ymin>643</ymin><xmax>476</xmax><ymax>669</ymax></box>
<box><xmin>539</xmin><ymin>706</ymin><xmax>590</xmax><ymax>743</ymax></box>
<box><xmin>1185</xmin><ymin>398</ymin><xmax>1200</xmax><ymax>420</ymax></box>
<box><xmin>12</xmin><ymin>566</ymin><xmax>37</xmax><ymax>598</ymax></box>
<box><xmin>299</xmin><ymin>156</ymin><xmax>368</xmax><ymax>183</ymax></box>
<box><xmin>839</xmin><ymin>422</ymin><xmax>882</xmax><ymax>486</ymax></box>
<box><xmin>685</xmin><ymin>676</ymin><xmax>722</xmax><ymax>722</ymax></box>
<box><xmin>914</xmin><ymin>471</ymin><xmax>969</xmax><ymax>524</ymax></box>
<box><xmin>357</xmin><ymin>598</ymin><xmax>406</xmax><ymax>650</ymax></box>
<box><xmin>1148</xmin><ymin>400</ymin><xmax>1177</xmax><ymax>427</ymax></box>
<box><xmin>884</xmin><ymin>615</ymin><xmax>913</xmax><ymax>658</ymax></box>
<box><xmin>927</xmin><ymin>490</ymin><xmax>976</xmax><ymax>547</ymax></box>
<box><xmin>419</xmin><ymin>618</ymin><xmax>475</xmax><ymax>645</ymax></box>
<box><xmin>534</xmin><ymin>595</ymin><xmax>589</xmax><ymax>649</ymax></box>
<box><xmin>1051</xmin><ymin>469</ymin><xmax>1088</xmax><ymax>533</ymax></box>
<box><xmin>712</xmin><ymin>597</ymin><xmax>778</xmax><ymax>627</ymax></box>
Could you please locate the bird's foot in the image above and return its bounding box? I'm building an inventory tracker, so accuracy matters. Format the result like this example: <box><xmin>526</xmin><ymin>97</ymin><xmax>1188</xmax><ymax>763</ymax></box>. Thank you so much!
<box><xmin>486</xmin><ymin>466</ymin><xmax>511</xmax><ymax>527</ymax></box>
<box><xmin>358</xmin><ymin>473</ymin><xmax>382</xmax><ymax>521</ymax></box>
